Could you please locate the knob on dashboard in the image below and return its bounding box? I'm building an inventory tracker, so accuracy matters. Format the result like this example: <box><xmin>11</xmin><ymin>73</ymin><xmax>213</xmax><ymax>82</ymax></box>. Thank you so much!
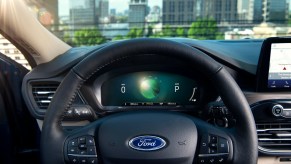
<box><xmin>272</xmin><ymin>104</ymin><xmax>284</xmax><ymax>117</ymax></box>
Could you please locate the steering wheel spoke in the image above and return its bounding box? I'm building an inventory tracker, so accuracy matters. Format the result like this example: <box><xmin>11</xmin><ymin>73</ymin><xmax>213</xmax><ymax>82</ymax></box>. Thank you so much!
<box><xmin>194</xmin><ymin>120</ymin><xmax>234</xmax><ymax>164</ymax></box>
<box><xmin>64</xmin><ymin>122</ymin><xmax>101</xmax><ymax>164</ymax></box>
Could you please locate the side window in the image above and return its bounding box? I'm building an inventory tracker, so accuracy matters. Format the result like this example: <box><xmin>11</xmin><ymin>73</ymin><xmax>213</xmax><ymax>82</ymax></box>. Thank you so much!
<box><xmin>0</xmin><ymin>34</ymin><xmax>31</xmax><ymax>70</ymax></box>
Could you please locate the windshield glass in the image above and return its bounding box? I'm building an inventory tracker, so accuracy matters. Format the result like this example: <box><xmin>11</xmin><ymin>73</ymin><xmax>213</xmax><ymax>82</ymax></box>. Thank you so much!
<box><xmin>25</xmin><ymin>0</ymin><xmax>291</xmax><ymax>46</ymax></box>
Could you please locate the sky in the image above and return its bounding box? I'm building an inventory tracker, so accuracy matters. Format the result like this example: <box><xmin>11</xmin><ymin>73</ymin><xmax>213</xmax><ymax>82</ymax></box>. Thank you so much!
<box><xmin>59</xmin><ymin>0</ymin><xmax>162</xmax><ymax>17</ymax></box>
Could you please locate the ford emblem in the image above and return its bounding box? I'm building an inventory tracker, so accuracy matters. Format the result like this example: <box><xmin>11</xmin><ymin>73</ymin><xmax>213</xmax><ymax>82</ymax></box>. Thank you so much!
<box><xmin>128</xmin><ymin>135</ymin><xmax>167</xmax><ymax>151</ymax></box>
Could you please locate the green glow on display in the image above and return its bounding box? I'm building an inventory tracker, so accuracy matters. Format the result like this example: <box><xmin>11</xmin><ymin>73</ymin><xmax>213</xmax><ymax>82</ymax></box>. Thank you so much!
<box><xmin>140</xmin><ymin>77</ymin><xmax>160</xmax><ymax>99</ymax></box>
<box><xmin>101</xmin><ymin>71</ymin><xmax>199</xmax><ymax>106</ymax></box>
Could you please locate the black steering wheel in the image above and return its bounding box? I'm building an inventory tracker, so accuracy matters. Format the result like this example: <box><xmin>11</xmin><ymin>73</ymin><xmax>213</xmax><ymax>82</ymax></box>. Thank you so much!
<box><xmin>41</xmin><ymin>38</ymin><xmax>258</xmax><ymax>164</ymax></box>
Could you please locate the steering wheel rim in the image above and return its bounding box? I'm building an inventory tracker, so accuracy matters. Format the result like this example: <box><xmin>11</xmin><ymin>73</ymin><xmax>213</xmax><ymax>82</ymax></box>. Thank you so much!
<box><xmin>41</xmin><ymin>38</ymin><xmax>258</xmax><ymax>164</ymax></box>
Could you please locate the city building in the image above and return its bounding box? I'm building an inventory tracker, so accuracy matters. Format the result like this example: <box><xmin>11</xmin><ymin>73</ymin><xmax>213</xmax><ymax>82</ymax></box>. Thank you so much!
<box><xmin>99</xmin><ymin>0</ymin><xmax>109</xmax><ymax>21</ymax></box>
<box><xmin>70</xmin><ymin>8</ymin><xmax>96</xmax><ymax>26</ymax></box>
<box><xmin>146</xmin><ymin>6</ymin><xmax>162</xmax><ymax>23</ymax></box>
<box><xmin>248</xmin><ymin>0</ymin><xmax>263</xmax><ymax>23</ymax></box>
<box><xmin>124</xmin><ymin>10</ymin><xmax>129</xmax><ymax>16</ymax></box>
<box><xmin>249</xmin><ymin>0</ymin><xmax>288</xmax><ymax>23</ymax></box>
<box><xmin>110</xmin><ymin>9</ymin><xmax>116</xmax><ymax>16</ymax></box>
<box><xmin>237</xmin><ymin>0</ymin><xmax>250</xmax><ymax>21</ymax></box>
<box><xmin>224</xmin><ymin>28</ymin><xmax>254</xmax><ymax>40</ymax></box>
<box><xmin>162</xmin><ymin>0</ymin><xmax>199</xmax><ymax>25</ymax></box>
<box><xmin>70</xmin><ymin>0</ymin><xmax>109</xmax><ymax>25</ymax></box>
<box><xmin>162</xmin><ymin>0</ymin><xmax>238</xmax><ymax>25</ymax></box>
<box><xmin>128</xmin><ymin>0</ymin><xmax>148</xmax><ymax>28</ymax></box>
<box><xmin>200</xmin><ymin>0</ymin><xmax>238</xmax><ymax>24</ymax></box>
<box><xmin>70</xmin><ymin>0</ymin><xmax>97</xmax><ymax>26</ymax></box>
<box><xmin>253</xmin><ymin>22</ymin><xmax>289</xmax><ymax>38</ymax></box>
<box><xmin>0</xmin><ymin>34</ymin><xmax>31</xmax><ymax>70</ymax></box>
<box><xmin>263</xmin><ymin>0</ymin><xmax>288</xmax><ymax>23</ymax></box>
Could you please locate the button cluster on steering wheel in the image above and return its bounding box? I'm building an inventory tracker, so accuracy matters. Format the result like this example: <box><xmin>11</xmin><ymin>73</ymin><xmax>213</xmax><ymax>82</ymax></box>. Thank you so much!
<box><xmin>67</xmin><ymin>136</ymin><xmax>98</xmax><ymax>164</ymax></box>
<box><xmin>198</xmin><ymin>134</ymin><xmax>230</xmax><ymax>163</ymax></box>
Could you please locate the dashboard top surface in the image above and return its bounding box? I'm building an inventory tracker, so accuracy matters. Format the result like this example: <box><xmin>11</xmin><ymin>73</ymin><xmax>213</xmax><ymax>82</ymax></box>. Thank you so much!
<box><xmin>28</xmin><ymin>38</ymin><xmax>263</xmax><ymax>79</ymax></box>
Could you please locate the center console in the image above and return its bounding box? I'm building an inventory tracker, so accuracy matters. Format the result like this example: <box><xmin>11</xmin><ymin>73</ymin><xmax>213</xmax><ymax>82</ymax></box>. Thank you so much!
<box><xmin>254</xmin><ymin>37</ymin><xmax>291</xmax><ymax>156</ymax></box>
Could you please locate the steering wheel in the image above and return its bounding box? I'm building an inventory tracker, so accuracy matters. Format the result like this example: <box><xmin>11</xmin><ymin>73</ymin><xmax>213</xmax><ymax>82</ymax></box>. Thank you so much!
<box><xmin>41</xmin><ymin>38</ymin><xmax>258</xmax><ymax>164</ymax></box>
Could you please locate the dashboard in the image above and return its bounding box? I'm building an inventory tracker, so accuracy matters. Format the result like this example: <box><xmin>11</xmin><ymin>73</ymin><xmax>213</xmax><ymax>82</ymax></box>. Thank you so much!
<box><xmin>21</xmin><ymin>38</ymin><xmax>291</xmax><ymax>160</ymax></box>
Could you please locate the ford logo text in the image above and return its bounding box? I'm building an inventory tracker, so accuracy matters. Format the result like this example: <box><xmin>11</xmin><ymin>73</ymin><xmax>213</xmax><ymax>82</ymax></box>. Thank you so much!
<box><xmin>129</xmin><ymin>135</ymin><xmax>166</xmax><ymax>151</ymax></box>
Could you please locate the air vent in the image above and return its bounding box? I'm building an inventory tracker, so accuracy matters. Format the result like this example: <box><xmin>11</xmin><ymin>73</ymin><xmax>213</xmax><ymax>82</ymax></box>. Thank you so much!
<box><xmin>31</xmin><ymin>83</ymin><xmax>59</xmax><ymax>110</ymax></box>
<box><xmin>257</xmin><ymin>122</ymin><xmax>291</xmax><ymax>153</ymax></box>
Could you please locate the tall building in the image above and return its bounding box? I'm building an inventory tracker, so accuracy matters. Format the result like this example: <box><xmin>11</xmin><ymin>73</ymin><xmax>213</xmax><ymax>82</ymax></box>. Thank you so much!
<box><xmin>99</xmin><ymin>0</ymin><xmax>109</xmax><ymax>19</ymax></box>
<box><xmin>70</xmin><ymin>0</ymin><xmax>109</xmax><ymax>25</ymax></box>
<box><xmin>248</xmin><ymin>0</ymin><xmax>263</xmax><ymax>23</ymax></box>
<box><xmin>162</xmin><ymin>0</ymin><xmax>237</xmax><ymax>25</ymax></box>
<box><xmin>237</xmin><ymin>0</ymin><xmax>250</xmax><ymax>21</ymax></box>
<box><xmin>146</xmin><ymin>6</ymin><xmax>162</xmax><ymax>22</ymax></box>
<box><xmin>110</xmin><ymin>9</ymin><xmax>116</xmax><ymax>16</ymax></box>
<box><xmin>70</xmin><ymin>8</ymin><xmax>96</xmax><ymax>25</ymax></box>
<box><xmin>85</xmin><ymin>0</ymin><xmax>96</xmax><ymax>8</ymax></box>
<box><xmin>128</xmin><ymin>0</ymin><xmax>148</xmax><ymax>28</ymax></box>
<box><xmin>202</xmin><ymin>0</ymin><xmax>238</xmax><ymax>24</ymax></box>
<box><xmin>70</xmin><ymin>0</ymin><xmax>97</xmax><ymax>26</ymax></box>
<box><xmin>0</xmin><ymin>34</ymin><xmax>31</xmax><ymax>70</ymax></box>
<box><xmin>264</xmin><ymin>0</ymin><xmax>288</xmax><ymax>23</ymax></box>
<box><xmin>162</xmin><ymin>0</ymin><xmax>199</xmax><ymax>25</ymax></box>
<box><xmin>249</xmin><ymin>0</ymin><xmax>288</xmax><ymax>23</ymax></box>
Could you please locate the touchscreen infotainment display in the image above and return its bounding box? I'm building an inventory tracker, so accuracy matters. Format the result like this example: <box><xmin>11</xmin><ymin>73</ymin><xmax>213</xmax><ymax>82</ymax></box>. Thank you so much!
<box><xmin>268</xmin><ymin>43</ymin><xmax>291</xmax><ymax>88</ymax></box>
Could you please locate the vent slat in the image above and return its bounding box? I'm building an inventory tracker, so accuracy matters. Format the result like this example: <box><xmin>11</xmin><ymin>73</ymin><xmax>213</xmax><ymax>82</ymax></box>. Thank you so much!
<box><xmin>33</xmin><ymin>91</ymin><xmax>56</xmax><ymax>94</ymax></box>
<box><xmin>259</xmin><ymin>138</ymin><xmax>291</xmax><ymax>141</ymax></box>
<box><xmin>257</xmin><ymin>128</ymin><xmax>291</xmax><ymax>132</ymax></box>
<box><xmin>36</xmin><ymin>100</ymin><xmax>51</xmax><ymax>103</ymax></box>
<box><xmin>257</xmin><ymin>122</ymin><xmax>291</xmax><ymax>153</ymax></box>
<box><xmin>260</xmin><ymin>143</ymin><xmax>291</xmax><ymax>146</ymax></box>
<box><xmin>33</xmin><ymin>96</ymin><xmax>54</xmax><ymax>99</ymax></box>
<box><xmin>32</xmin><ymin>83</ymin><xmax>59</xmax><ymax>110</ymax></box>
<box><xmin>258</xmin><ymin>134</ymin><xmax>272</xmax><ymax>137</ymax></box>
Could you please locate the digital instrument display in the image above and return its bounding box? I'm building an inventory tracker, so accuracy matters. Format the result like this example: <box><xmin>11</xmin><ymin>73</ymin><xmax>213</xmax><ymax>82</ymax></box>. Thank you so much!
<box><xmin>268</xmin><ymin>43</ymin><xmax>291</xmax><ymax>88</ymax></box>
<box><xmin>101</xmin><ymin>72</ymin><xmax>199</xmax><ymax>106</ymax></box>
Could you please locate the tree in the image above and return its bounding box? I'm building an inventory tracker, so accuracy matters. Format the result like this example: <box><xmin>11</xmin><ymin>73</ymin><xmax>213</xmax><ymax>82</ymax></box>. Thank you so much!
<box><xmin>73</xmin><ymin>28</ymin><xmax>106</xmax><ymax>46</ymax></box>
<box><xmin>176</xmin><ymin>27</ymin><xmax>185</xmax><ymax>37</ymax></box>
<box><xmin>288</xmin><ymin>13</ymin><xmax>291</xmax><ymax>25</ymax></box>
<box><xmin>150</xmin><ymin>31</ymin><xmax>163</xmax><ymax>38</ymax></box>
<box><xmin>162</xmin><ymin>25</ymin><xmax>175</xmax><ymax>37</ymax></box>
<box><xmin>146</xmin><ymin>25</ymin><xmax>153</xmax><ymax>37</ymax></box>
<box><xmin>188</xmin><ymin>18</ymin><xmax>219</xmax><ymax>40</ymax></box>
<box><xmin>126</xmin><ymin>28</ymin><xmax>144</xmax><ymax>39</ymax></box>
<box><xmin>149</xmin><ymin>25</ymin><xmax>175</xmax><ymax>38</ymax></box>
<box><xmin>116</xmin><ymin>16</ymin><xmax>128</xmax><ymax>23</ymax></box>
<box><xmin>113</xmin><ymin>35</ymin><xmax>124</xmax><ymax>41</ymax></box>
<box><xmin>63</xmin><ymin>32</ymin><xmax>73</xmax><ymax>46</ymax></box>
<box><xmin>215</xmin><ymin>32</ymin><xmax>224</xmax><ymax>40</ymax></box>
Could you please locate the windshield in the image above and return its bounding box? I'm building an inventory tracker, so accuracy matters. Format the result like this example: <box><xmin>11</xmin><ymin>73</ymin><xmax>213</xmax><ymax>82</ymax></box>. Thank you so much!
<box><xmin>25</xmin><ymin>0</ymin><xmax>291</xmax><ymax>46</ymax></box>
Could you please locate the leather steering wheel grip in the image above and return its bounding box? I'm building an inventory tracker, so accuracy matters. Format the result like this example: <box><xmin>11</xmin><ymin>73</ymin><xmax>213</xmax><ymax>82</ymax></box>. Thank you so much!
<box><xmin>41</xmin><ymin>38</ymin><xmax>257</xmax><ymax>164</ymax></box>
